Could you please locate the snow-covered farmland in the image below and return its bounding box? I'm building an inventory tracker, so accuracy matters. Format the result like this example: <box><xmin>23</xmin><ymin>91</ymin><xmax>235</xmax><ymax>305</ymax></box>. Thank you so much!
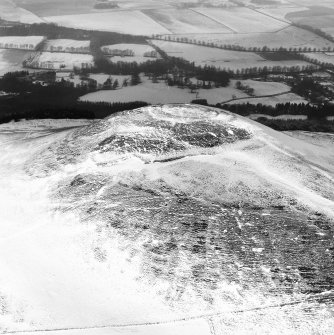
<box><xmin>302</xmin><ymin>52</ymin><xmax>334</xmax><ymax>65</ymax></box>
<box><xmin>101</xmin><ymin>43</ymin><xmax>159</xmax><ymax>63</ymax></box>
<box><xmin>193</xmin><ymin>7</ymin><xmax>289</xmax><ymax>33</ymax></box>
<box><xmin>152</xmin><ymin>40</ymin><xmax>311</xmax><ymax>71</ymax></box>
<box><xmin>0</xmin><ymin>36</ymin><xmax>45</xmax><ymax>51</ymax></box>
<box><xmin>79</xmin><ymin>76</ymin><xmax>301</xmax><ymax>106</ymax></box>
<box><xmin>323</xmin><ymin>28</ymin><xmax>334</xmax><ymax>38</ymax></box>
<box><xmin>228</xmin><ymin>92</ymin><xmax>308</xmax><ymax>107</ymax></box>
<box><xmin>288</xmin><ymin>0</ymin><xmax>334</xmax><ymax>6</ymax></box>
<box><xmin>24</xmin><ymin>52</ymin><xmax>94</xmax><ymax>70</ymax></box>
<box><xmin>172</xmin><ymin>26</ymin><xmax>334</xmax><ymax>51</ymax></box>
<box><xmin>257</xmin><ymin>6</ymin><xmax>309</xmax><ymax>22</ymax></box>
<box><xmin>0</xmin><ymin>49</ymin><xmax>30</xmax><ymax>75</ymax></box>
<box><xmin>44</xmin><ymin>11</ymin><xmax>170</xmax><ymax>35</ymax></box>
<box><xmin>80</xmin><ymin>76</ymin><xmax>250</xmax><ymax>105</ymax></box>
<box><xmin>143</xmin><ymin>8</ymin><xmax>232</xmax><ymax>34</ymax></box>
<box><xmin>237</xmin><ymin>79</ymin><xmax>291</xmax><ymax>96</ymax></box>
<box><xmin>287</xmin><ymin>8</ymin><xmax>334</xmax><ymax>34</ymax></box>
<box><xmin>43</xmin><ymin>39</ymin><xmax>91</xmax><ymax>54</ymax></box>
<box><xmin>152</xmin><ymin>40</ymin><xmax>265</xmax><ymax>69</ymax></box>
<box><xmin>0</xmin><ymin>0</ymin><xmax>43</xmax><ymax>24</ymax></box>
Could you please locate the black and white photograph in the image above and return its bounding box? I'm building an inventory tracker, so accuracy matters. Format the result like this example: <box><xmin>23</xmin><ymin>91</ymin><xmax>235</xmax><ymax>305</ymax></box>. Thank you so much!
<box><xmin>0</xmin><ymin>0</ymin><xmax>334</xmax><ymax>334</ymax></box>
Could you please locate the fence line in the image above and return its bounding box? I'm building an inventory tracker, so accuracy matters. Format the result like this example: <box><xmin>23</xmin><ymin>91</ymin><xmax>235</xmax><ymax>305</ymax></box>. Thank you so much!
<box><xmin>2</xmin><ymin>291</ymin><xmax>333</xmax><ymax>334</ymax></box>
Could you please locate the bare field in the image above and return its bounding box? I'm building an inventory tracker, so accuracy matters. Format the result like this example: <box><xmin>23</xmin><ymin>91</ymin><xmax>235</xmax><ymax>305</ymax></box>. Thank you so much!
<box><xmin>44</xmin><ymin>11</ymin><xmax>170</xmax><ymax>36</ymax></box>
<box><xmin>193</xmin><ymin>7</ymin><xmax>289</xmax><ymax>33</ymax></box>
<box><xmin>152</xmin><ymin>40</ymin><xmax>311</xmax><ymax>71</ymax></box>
<box><xmin>143</xmin><ymin>9</ymin><xmax>232</xmax><ymax>34</ymax></box>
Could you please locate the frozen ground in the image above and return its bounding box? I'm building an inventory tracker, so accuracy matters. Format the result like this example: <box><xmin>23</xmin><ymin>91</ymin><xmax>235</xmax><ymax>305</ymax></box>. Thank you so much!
<box><xmin>25</xmin><ymin>52</ymin><xmax>94</xmax><ymax>70</ymax></box>
<box><xmin>0</xmin><ymin>105</ymin><xmax>334</xmax><ymax>334</ymax></box>
<box><xmin>80</xmin><ymin>77</ymin><xmax>301</xmax><ymax>106</ymax></box>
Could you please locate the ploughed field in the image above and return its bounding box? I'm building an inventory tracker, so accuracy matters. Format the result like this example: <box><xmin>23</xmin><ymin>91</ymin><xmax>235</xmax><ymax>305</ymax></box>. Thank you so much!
<box><xmin>1</xmin><ymin>105</ymin><xmax>333</xmax><ymax>334</ymax></box>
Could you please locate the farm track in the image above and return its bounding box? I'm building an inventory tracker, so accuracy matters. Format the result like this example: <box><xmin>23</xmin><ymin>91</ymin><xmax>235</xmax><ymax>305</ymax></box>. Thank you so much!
<box><xmin>189</xmin><ymin>9</ymin><xmax>237</xmax><ymax>34</ymax></box>
<box><xmin>250</xmin><ymin>8</ymin><xmax>292</xmax><ymax>26</ymax></box>
<box><xmin>220</xmin><ymin>90</ymin><xmax>292</xmax><ymax>105</ymax></box>
<box><xmin>2</xmin><ymin>291</ymin><xmax>334</xmax><ymax>334</ymax></box>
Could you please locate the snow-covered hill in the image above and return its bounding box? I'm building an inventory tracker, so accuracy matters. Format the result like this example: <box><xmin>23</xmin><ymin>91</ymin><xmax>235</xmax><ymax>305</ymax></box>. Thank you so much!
<box><xmin>0</xmin><ymin>105</ymin><xmax>333</xmax><ymax>334</ymax></box>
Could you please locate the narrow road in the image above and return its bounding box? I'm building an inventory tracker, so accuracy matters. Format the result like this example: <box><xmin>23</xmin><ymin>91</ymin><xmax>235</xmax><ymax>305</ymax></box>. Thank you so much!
<box><xmin>220</xmin><ymin>90</ymin><xmax>292</xmax><ymax>104</ymax></box>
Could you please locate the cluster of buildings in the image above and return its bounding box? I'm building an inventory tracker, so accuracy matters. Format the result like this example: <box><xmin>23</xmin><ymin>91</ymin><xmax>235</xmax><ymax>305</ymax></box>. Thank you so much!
<box><xmin>45</xmin><ymin>45</ymin><xmax>91</xmax><ymax>54</ymax></box>
<box><xmin>0</xmin><ymin>36</ymin><xmax>46</xmax><ymax>51</ymax></box>
<box><xmin>23</xmin><ymin>53</ymin><xmax>94</xmax><ymax>71</ymax></box>
<box><xmin>143</xmin><ymin>50</ymin><xmax>158</xmax><ymax>58</ymax></box>
<box><xmin>101</xmin><ymin>46</ymin><xmax>158</xmax><ymax>58</ymax></box>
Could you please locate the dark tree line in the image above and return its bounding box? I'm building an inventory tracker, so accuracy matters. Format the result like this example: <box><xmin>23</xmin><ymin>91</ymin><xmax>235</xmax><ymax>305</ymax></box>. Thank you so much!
<box><xmin>0</xmin><ymin>71</ymin><xmax>149</xmax><ymax>123</ymax></box>
<box><xmin>90</xmin><ymin>50</ymin><xmax>231</xmax><ymax>87</ymax></box>
<box><xmin>191</xmin><ymin>100</ymin><xmax>334</xmax><ymax>132</ymax></box>
<box><xmin>256</xmin><ymin>119</ymin><xmax>334</xmax><ymax>133</ymax></box>
<box><xmin>220</xmin><ymin>102</ymin><xmax>334</xmax><ymax>118</ymax></box>
<box><xmin>291</xmin><ymin>78</ymin><xmax>334</xmax><ymax>104</ymax></box>
<box><xmin>0</xmin><ymin>95</ymin><xmax>149</xmax><ymax>124</ymax></box>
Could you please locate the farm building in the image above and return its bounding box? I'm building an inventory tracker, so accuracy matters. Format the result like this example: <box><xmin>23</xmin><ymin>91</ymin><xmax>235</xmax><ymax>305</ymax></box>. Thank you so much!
<box><xmin>143</xmin><ymin>50</ymin><xmax>158</xmax><ymax>58</ymax></box>
<box><xmin>23</xmin><ymin>52</ymin><xmax>94</xmax><ymax>71</ymax></box>
<box><xmin>43</xmin><ymin>39</ymin><xmax>91</xmax><ymax>54</ymax></box>
<box><xmin>101</xmin><ymin>44</ymin><xmax>159</xmax><ymax>58</ymax></box>
<box><xmin>101</xmin><ymin>47</ymin><xmax>135</xmax><ymax>57</ymax></box>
